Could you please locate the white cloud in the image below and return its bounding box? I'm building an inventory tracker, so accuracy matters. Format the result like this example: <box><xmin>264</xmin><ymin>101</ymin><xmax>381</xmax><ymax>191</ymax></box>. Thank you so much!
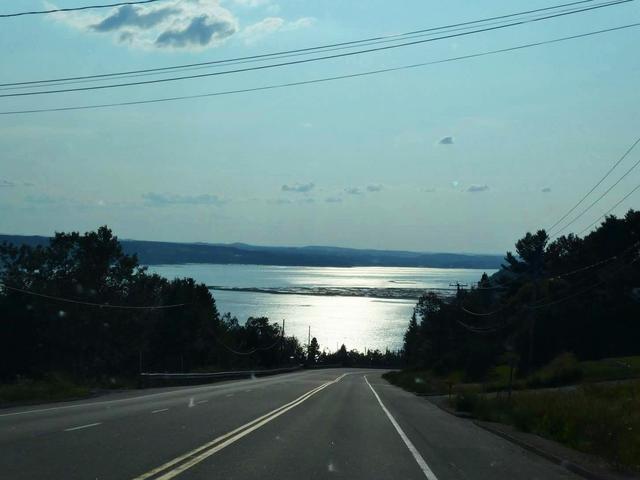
<box><xmin>282</xmin><ymin>182</ymin><xmax>314</xmax><ymax>193</ymax></box>
<box><xmin>50</xmin><ymin>0</ymin><xmax>239</xmax><ymax>50</ymax></box>
<box><xmin>0</xmin><ymin>180</ymin><xmax>16</xmax><ymax>188</ymax></box>
<box><xmin>467</xmin><ymin>185</ymin><xmax>489</xmax><ymax>193</ymax></box>
<box><xmin>143</xmin><ymin>192</ymin><xmax>226</xmax><ymax>206</ymax></box>
<box><xmin>268</xmin><ymin>198</ymin><xmax>293</xmax><ymax>205</ymax></box>
<box><xmin>366</xmin><ymin>184</ymin><xmax>383</xmax><ymax>192</ymax></box>
<box><xmin>345</xmin><ymin>187</ymin><xmax>363</xmax><ymax>195</ymax></box>
<box><xmin>50</xmin><ymin>0</ymin><xmax>312</xmax><ymax>50</ymax></box>
<box><xmin>241</xmin><ymin>16</ymin><xmax>314</xmax><ymax>44</ymax></box>
<box><xmin>325</xmin><ymin>197</ymin><xmax>342</xmax><ymax>203</ymax></box>
<box><xmin>230</xmin><ymin>0</ymin><xmax>271</xmax><ymax>6</ymax></box>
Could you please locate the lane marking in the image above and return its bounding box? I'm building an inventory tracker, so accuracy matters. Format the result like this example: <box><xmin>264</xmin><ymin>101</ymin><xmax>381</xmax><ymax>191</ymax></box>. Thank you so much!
<box><xmin>364</xmin><ymin>376</ymin><xmax>438</xmax><ymax>480</ymax></box>
<box><xmin>134</xmin><ymin>373</ymin><xmax>348</xmax><ymax>480</ymax></box>
<box><xmin>152</xmin><ymin>409</ymin><xmax>169</xmax><ymax>414</ymax></box>
<box><xmin>64</xmin><ymin>422</ymin><xmax>102</xmax><ymax>432</ymax></box>
<box><xmin>0</xmin><ymin>370</ymin><xmax>316</xmax><ymax>418</ymax></box>
<box><xmin>154</xmin><ymin>383</ymin><xmax>333</xmax><ymax>480</ymax></box>
<box><xmin>133</xmin><ymin>382</ymin><xmax>329</xmax><ymax>480</ymax></box>
<box><xmin>195</xmin><ymin>400</ymin><xmax>208</xmax><ymax>405</ymax></box>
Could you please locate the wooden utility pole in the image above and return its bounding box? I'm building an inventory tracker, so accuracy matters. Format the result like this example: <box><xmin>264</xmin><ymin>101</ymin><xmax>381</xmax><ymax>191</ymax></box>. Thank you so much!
<box><xmin>528</xmin><ymin>250</ymin><xmax>543</xmax><ymax>372</ymax></box>
<box><xmin>281</xmin><ymin>319</ymin><xmax>285</xmax><ymax>364</ymax></box>
<box><xmin>449</xmin><ymin>282</ymin><xmax>468</xmax><ymax>299</ymax></box>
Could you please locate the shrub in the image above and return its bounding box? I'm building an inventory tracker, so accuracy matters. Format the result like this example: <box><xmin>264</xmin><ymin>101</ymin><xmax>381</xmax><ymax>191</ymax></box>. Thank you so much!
<box><xmin>526</xmin><ymin>352</ymin><xmax>583</xmax><ymax>388</ymax></box>
<box><xmin>454</xmin><ymin>391</ymin><xmax>480</xmax><ymax>412</ymax></box>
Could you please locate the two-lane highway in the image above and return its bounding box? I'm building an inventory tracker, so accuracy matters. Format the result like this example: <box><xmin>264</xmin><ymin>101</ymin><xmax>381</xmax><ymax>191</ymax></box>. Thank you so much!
<box><xmin>1</xmin><ymin>369</ymin><xmax>579</xmax><ymax>479</ymax></box>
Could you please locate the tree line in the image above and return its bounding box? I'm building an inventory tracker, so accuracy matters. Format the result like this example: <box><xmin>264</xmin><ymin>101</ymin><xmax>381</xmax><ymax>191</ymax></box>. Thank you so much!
<box><xmin>0</xmin><ymin>226</ymin><xmax>401</xmax><ymax>384</ymax></box>
<box><xmin>403</xmin><ymin>209</ymin><xmax>640</xmax><ymax>379</ymax></box>
<box><xmin>0</xmin><ymin>227</ymin><xmax>309</xmax><ymax>383</ymax></box>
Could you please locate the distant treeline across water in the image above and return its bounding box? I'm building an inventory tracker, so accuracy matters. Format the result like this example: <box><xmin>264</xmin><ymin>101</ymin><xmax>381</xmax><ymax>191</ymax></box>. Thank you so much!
<box><xmin>0</xmin><ymin>234</ymin><xmax>502</xmax><ymax>269</ymax></box>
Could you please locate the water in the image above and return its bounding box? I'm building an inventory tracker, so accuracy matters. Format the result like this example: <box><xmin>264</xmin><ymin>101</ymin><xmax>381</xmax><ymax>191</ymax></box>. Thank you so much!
<box><xmin>147</xmin><ymin>264</ymin><xmax>494</xmax><ymax>352</ymax></box>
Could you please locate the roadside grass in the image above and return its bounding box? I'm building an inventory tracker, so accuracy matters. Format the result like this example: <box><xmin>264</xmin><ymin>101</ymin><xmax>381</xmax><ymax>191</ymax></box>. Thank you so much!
<box><xmin>386</xmin><ymin>355</ymin><xmax>640</xmax><ymax>397</ymax></box>
<box><xmin>453</xmin><ymin>381</ymin><xmax>640</xmax><ymax>473</ymax></box>
<box><xmin>382</xmin><ymin>370</ymin><xmax>448</xmax><ymax>395</ymax></box>
<box><xmin>580</xmin><ymin>356</ymin><xmax>640</xmax><ymax>382</ymax></box>
<box><xmin>0</xmin><ymin>374</ymin><xmax>90</xmax><ymax>404</ymax></box>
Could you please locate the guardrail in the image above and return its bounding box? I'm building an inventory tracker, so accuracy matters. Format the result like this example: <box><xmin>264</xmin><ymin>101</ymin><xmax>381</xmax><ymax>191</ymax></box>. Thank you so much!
<box><xmin>139</xmin><ymin>365</ymin><xmax>303</xmax><ymax>388</ymax></box>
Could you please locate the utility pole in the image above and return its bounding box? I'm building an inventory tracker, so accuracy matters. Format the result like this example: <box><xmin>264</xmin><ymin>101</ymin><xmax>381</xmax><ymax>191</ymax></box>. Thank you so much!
<box><xmin>308</xmin><ymin>325</ymin><xmax>311</xmax><ymax>346</ymax></box>
<box><xmin>449</xmin><ymin>281</ymin><xmax>468</xmax><ymax>298</ymax></box>
<box><xmin>281</xmin><ymin>319</ymin><xmax>285</xmax><ymax>365</ymax></box>
<box><xmin>528</xmin><ymin>252</ymin><xmax>542</xmax><ymax>372</ymax></box>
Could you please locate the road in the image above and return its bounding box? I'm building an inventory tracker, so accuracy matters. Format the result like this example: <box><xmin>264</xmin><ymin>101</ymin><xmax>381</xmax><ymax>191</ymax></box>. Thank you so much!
<box><xmin>0</xmin><ymin>369</ymin><xmax>579</xmax><ymax>479</ymax></box>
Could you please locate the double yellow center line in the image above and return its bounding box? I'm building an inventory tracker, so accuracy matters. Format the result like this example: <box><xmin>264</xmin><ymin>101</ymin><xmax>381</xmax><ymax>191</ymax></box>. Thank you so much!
<box><xmin>133</xmin><ymin>373</ymin><xmax>348</xmax><ymax>480</ymax></box>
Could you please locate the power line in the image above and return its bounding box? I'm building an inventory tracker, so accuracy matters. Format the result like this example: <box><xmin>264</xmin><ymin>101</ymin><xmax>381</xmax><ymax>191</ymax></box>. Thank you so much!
<box><xmin>578</xmin><ymin>182</ymin><xmax>640</xmax><ymax>235</ymax></box>
<box><xmin>461</xmin><ymin>241</ymin><xmax>640</xmax><ymax>316</ymax></box>
<box><xmin>0</xmin><ymin>0</ymin><xmax>166</xmax><ymax>18</ymax></box>
<box><xmin>214</xmin><ymin>336</ymin><xmax>282</xmax><ymax>356</ymax></box>
<box><xmin>0</xmin><ymin>0</ymin><xmax>614</xmax><ymax>88</ymax></box>
<box><xmin>461</xmin><ymin>304</ymin><xmax>511</xmax><ymax>317</ymax></box>
<box><xmin>456</xmin><ymin>318</ymin><xmax>504</xmax><ymax>333</ymax></box>
<box><xmin>551</xmin><ymin>138</ymin><xmax>640</xmax><ymax>237</ymax></box>
<box><xmin>3</xmin><ymin>22</ymin><xmax>638</xmax><ymax>116</ymax></box>
<box><xmin>0</xmin><ymin>0</ymin><xmax>630</xmax><ymax>99</ymax></box>
<box><xmin>1</xmin><ymin>7</ymin><xmax>609</xmax><ymax>93</ymax></box>
<box><xmin>460</xmin><ymin>254</ymin><xmax>638</xmax><ymax>326</ymax></box>
<box><xmin>0</xmin><ymin>282</ymin><xmax>189</xmax><ymax>309</ymax></box>
<box><xmin>527</xmin><ymin>255</ymin><xmax>639</xmax><ymax>309</ymax></box>
<box><xmin>548</xmin><ymin>135</ymin><xmax>640</xmax><ymax>235</ymax></box>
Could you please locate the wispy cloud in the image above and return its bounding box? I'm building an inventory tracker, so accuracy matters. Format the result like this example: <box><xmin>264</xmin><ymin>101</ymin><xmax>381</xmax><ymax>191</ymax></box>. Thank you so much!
<box><xmin>230</xmin><ymin>0</ymin><xmax>271</xmax><ymax>7</ymax></box>
<box><xmin>268</xmin><ymin>198</ymin><xmax>293</xmax><ymax>205</ymax></box>
<box><xmin>541</xmin><ymin>187</ymin><xmax>552</xmax><ymax>193</ymax></box>
<box><xmin>91</xmin><ymin>5</ymin><xmax>180</xmax><ymax>32</ymax></box>
<box><xmin>143</xmin><ymin>192</ymin><xmax>226</xmax><ymax>206</ymax></box>
<box><xmin>467</xmin><ymin>184</ymin><xmax>489</xmax><ymax>193</ymax></box>
<box><xmin>366</xmin><ymin>184</ymin><xmax>383</xmax><ymax>192</ymax></box>
<box><xmin>0</xmin><ymin>179</ymin><xmax>16</xmax><ymax>188</ymax></box>
<box><xmin>241</xmin><ymin>16</ymin><xmax>314</xmax><ymax>44</ymax></box>
<box><xmin>325</xmin><ymin>196</ymin><xmax>342</xmax><ymax>203</ymax></box>
<box><xmin>282</xmin><ymin>182</ymin><xmax>315</xmax><ymax>193</ymax></box>
<box><xmin>344</xmin><ymin>187</ymin><xmax>363</xmax><ymax>195</ymax></box>
<box><xmin>438</xmin><ymin>136</ymin><xmax>455</xmax><ymax>145</ymax></box>
<box><xmin>25</xmin><ymin>194</ymin><xmax>70</xmax><ymax>205</ymax></box>
<box><xmin>50</xmin><ymin>0</ymin><xmax>239</xmax><ymax>50</ymax></box>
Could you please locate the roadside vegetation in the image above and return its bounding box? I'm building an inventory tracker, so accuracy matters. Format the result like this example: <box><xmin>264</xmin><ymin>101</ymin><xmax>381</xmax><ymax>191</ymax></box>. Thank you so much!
<box><xmin>455</xmin><ymin>381</ymin><xmax>640</xmax><ymax>473</ymax></box>
<box><xmin>0</xmin><ymin>227</ymin><xmax>400</xmax><ymax>403</ymax></box>
<box><xmin>385</xmin><ymin>353</ymin><xmax>640</xmax><ymax>395</ymax></box>
<box><xmin>0</xmin><ymin>374</ymin><xmax>90</xmax><ymax>404</ymax></box>
<box><xmin>390</xmin><ymin>210</ymin><xmax>640</xmax><ymax>471</ymax></box>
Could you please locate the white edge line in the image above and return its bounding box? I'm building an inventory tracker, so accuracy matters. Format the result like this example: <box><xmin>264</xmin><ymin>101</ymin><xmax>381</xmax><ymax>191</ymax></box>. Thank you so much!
<box><xmin>152</xmin><ymin>408</ymin><xmax>170</xmax><ymax>414</ymax></box>
<box><xmin>64</xmin><ymin>422</ymin><xmax>102</xmax><ymax>432</ymax></box>
<box><xmin>364</xmin><ymin>375</ymin><xmax>439</xmax><ymax>480</ymax></box>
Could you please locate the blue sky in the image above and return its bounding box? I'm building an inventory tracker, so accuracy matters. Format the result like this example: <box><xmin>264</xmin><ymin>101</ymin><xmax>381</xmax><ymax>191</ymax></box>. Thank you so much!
<box><xmin>1</xmin><ymin>0</ymin><xmax>639</xmax><ymax>253</ymax></box>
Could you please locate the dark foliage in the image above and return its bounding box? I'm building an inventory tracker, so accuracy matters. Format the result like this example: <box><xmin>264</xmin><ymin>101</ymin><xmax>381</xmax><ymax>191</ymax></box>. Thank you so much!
<box><xmin>402</xmin><ymin>210</ymin><xmax>640</xmax><ymax>379</ymax></box>
<box><xmin>0</xmin><ymin>227</ymin><xmax>304</xmax><ymax>383</ymax></box>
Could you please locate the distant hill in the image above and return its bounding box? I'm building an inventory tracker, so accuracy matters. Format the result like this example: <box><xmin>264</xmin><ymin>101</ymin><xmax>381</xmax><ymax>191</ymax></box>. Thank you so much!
<box><xmin>0</xmin><ymin>234</ymin><xmax>503</xmax><ymax>269</ymax></box>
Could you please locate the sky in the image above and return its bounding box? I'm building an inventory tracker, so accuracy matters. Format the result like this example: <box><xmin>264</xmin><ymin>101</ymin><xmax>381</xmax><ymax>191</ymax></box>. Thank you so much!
<box><xmin>1</xmin><ymin>0</ymin><xmax>639</xmax><ymax>254</ymax></box>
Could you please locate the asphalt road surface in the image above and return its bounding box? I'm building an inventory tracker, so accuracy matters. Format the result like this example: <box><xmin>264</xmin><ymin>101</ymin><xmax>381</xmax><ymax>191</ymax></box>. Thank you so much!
<box><xmin>0</xmin><ymin>369</ymin><xmax>580</xmax><ymax>479</ymax></box>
